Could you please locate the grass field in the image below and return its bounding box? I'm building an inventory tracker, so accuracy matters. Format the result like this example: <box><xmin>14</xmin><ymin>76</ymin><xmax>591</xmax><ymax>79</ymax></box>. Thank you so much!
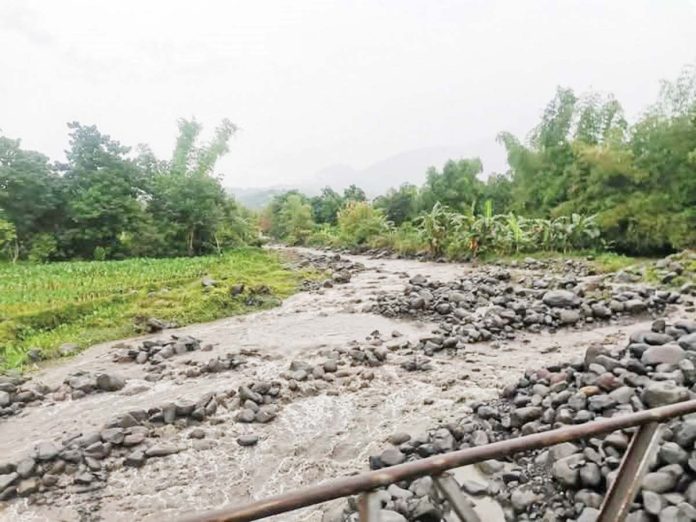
<box><xmin>0</xmin><ymin>248</ymin><xmax>314</xmax><ymax>370</ymax></box>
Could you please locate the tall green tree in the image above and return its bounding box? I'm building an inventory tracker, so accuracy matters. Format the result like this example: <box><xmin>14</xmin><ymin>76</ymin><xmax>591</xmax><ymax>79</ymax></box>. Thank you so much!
<box><xmin>59</xmin><ymin>123</ymin><xmax>147</xmax><ymax>259</ymax></box>
<box><xmin>420</xmin><ymin>158</ymin><xmax>484</xmax><ymax>212</ymax></box>
<box><xmin>148</xmin><ymin>118</ymin><xmax>239</xmax><ymax>256</ymax></box>
<box><xmin>374</xmin><ymin>183</ymin><xmax>419</xmax><ymax>225</ymax></box>
<box><xmin>310</xmin><ymin>187</ymin><xmax>344</xmax><ymax>225</ymax></box>
<box><xmin>0</xmin><ymin>137</ymin><xmax>63</xmax><ymax>259</ymax></box>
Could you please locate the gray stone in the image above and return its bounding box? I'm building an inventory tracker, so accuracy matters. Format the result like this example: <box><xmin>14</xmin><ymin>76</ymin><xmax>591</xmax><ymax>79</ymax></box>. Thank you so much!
<box><xmin>543</xmin><ymin>290</ymin><xmax>579</xmax><ymax>308</ymax></box>
<box><xmin>642</xmin><ymin>471</ymin><xmax>677</xmax><ymax>493</ymax></box>
<box><xmin>387</xmin><ymin>432</ymin><xmax>410</xmax><ymax>445</ymax></box>
<box><xmin>409</xmin><ymin>476</ymin><xmax>433</xmax><ymax>497</ymax></box>
<box><xmin>188</xmin><ymin>428</ymin><xmax>206</xmax><ymax>440</ymax></box>
<box><xmin>511</xmin><ymin>406</ymin><xmax>543</xmax><ymax>426</ymax></box>
<box><xmin>626</xmin><ymin>511</ymin><xmax>651</xmax><ymax>522</ymax></box>
<box><xmin>559</xmin><ymin>309</ymin><xmax>581</xmax><ymax>324</ymax></box>
<box><xmin>577</xmin><ymin>507</ymin><xmax>600</xmax><ymax>522</ymax></box>
<box><xmin>387</xmin><ymin>483</ymin><xmax>413</xmax><ymax>500</ymax></box>
<box><xmin>100</xmin><ymin>428</ymin><xmax>125</xmax><ymax>445</ymax></box>
<box><xmin>237</xmin><ymin>435</ymin><xmax>259</xmax><ymax>447</ymax></box>
<box><xmin>145</xmin><ymin>444</ymin><xmax>179</xmax><ymax>457</ymax></box>
<box><xmin>579</xmin><ymin>463</ymin><xmax>602</xmax><ymax>487</ymax></box>
<box><xmin>642</xmin><ymin>382</ymin><xmax>689</xmax><ymax>408</ymax></box>
<box><xmin>236</xmin><ymin>408</ymin><xmax>256</xmax><ymax>423</ymax></box>
<box><xmin>673</xmin><ymin>418</ymin><xmax>696</xmax><ymax>447</ymax></box>
<box><xmin>84</xmin><ymin>441</ymin><xmax>110</xmax><ymax>459</ymax></box>
<box><xmin>379</xmin><ymin>448</ymin><xmax>406</xmax><ymax>467</ymax></box>
<box><xmin>658</xmin><ymin>506</ymin><xmax>689</xmax><ymax>522</ymax></box>
<box><xmin>511</xmin><ymin>485</ymin><xmax>538</xmax><ymax>512</ymax></box>
<box><xmin>34</xmin><ymin>441</ymin><xmax>60</xmax><ymax>461</ymax></box>
<box><xmin>679</xmin><ymin>333</ymin><xmax>696</xmax><ymax>351</ymax></box>
<box><xmin>549</xmin><ymin>442</ymin><xmax>580</xmax><ymax>461</ymax></box>
<box><xmin>642</xmin><ymin>345</ymin><xmax>686</xmax><ymax>365</ymax></box>
<box><xmin>16</xmin><ymin>458</ymin><xmax>35</xmax><ymax>478</ymax></box>
<box><xmin>96</xmin><ymin>373</ymin><xmax>126</xmax><ymax>392</ymax></box>
<box><xmin>0</xmin><ymin>472</ymin><xmax>18</xmax><ymax>492</ymax></box>
<box><xmin>625</xmin><ymin>299</ymin><xmax>647</xmax><ymax>313</ymax></box>
<box><xmin>16</xmin><ymin>478</ymin><xmax>39</xmax><ymax>497</ymax></box>
<box><xmin>642</xmin><ymin>490</ymin><xmax>663</xmax><ymax>515</ymax></box>
<box><xmin>460</xmin><ymin>479</ymin><xmax>488</xmax><ymax>495</ymax></box>
<box><xmin>0</xmin><ymin>391</ymin><xmax>10</xmax><ymax>407</ymax></box>
<box><xmin>660</xmin><ymin>442</ymin><xmax>689</xmax><ymax>465</ymax></box>
<box><xmin>552</xmin><ymin>454</ymin><xmax>582</xmax><ymax>487</ymax></box>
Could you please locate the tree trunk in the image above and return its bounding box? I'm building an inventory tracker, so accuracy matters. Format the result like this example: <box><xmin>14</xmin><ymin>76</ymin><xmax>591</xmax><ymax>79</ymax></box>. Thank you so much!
<box><xmin>11</xmin><ymin>238</ymin><xmax>19</xmax><ymax>264</ymax></box>
<box><xmin>188</xmin><ymin>227</ymin><xmax>195</xmax><ymax>256</ymax></box>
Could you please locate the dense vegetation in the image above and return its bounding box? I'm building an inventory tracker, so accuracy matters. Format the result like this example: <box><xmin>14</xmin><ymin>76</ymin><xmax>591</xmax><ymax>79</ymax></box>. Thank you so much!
<box><xmin>0</xmin><ymin>249</ymin><xmax>310</xmax><ymax>368</ymax></box>
<box><xmin>263</xmin><ymin>64</ymin><xmax>696</xmax><ymax>257</ymax></box>
<box><xmin>0</xmin><ymin>119</ymin><xmax>254</xmax><ymax>262</ymax></box>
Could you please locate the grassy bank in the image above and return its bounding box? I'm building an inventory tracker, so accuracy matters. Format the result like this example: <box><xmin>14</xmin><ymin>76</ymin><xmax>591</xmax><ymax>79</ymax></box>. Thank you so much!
<box><xmin>0</xmin><ymin>248</ymin><xmax>313</xmax><ymax>370</ymax></box>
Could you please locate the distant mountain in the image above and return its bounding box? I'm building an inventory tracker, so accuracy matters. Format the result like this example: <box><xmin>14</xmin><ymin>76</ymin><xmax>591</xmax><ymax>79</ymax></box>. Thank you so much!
<box><xmin>313</xmin><ymin>145</ymin><xmax>493</xmax><ymax>195</ymax></box>
<box><xmin>229</xmin><ymin>143</ymin><xmax>501</xmax><ymax>207</ymax></box>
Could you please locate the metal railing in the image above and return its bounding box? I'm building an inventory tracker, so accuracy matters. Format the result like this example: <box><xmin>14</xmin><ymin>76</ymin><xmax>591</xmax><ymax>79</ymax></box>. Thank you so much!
<box><xmin>179</xmin><ymin>399</ymin><xmax>696</xmax><ymax>522</ymax></box>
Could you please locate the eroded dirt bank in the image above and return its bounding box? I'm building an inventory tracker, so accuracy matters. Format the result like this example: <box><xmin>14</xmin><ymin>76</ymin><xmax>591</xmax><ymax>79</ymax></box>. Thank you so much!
<box><xmin>0</xmin><ymin>249</ymin><xmax>689</xmax><ymax>521</ymax></box>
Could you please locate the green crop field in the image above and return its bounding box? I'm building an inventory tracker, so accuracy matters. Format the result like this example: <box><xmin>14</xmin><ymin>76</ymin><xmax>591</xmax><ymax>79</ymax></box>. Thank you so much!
<box><xmin>0</xmin><ymin>248</ymin><xmax>313</xmax><ymax>370</ymax></box>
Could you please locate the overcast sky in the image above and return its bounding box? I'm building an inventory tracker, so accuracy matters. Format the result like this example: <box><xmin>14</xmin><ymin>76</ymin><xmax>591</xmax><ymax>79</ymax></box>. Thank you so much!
<box><xmin>1</xmin><ymin>0</ymin><xmax>695</xmax><ymax>189</ymax></box>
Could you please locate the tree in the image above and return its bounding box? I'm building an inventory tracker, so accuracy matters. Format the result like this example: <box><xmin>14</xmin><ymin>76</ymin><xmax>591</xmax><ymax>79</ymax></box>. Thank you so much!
<box><xmin>0</xmin><ymin>137</ymin><xmax>63</xmax><ymax>259</ymax></box>
<box><xmin>279</xmin><ymin>194</ymin><xmax>315</xmax><ymax>245</ymax></box>
<box><xmin>343</xmin><ymin>184</ymin><xmax>367</xmax><ymax>202</ymax></box>
<box><xmin>420</xmin><ymin>159</ymin><xmax>484</xmax><ymax>212</ymax></box>
<box><xmin>374</xmin><ymin>183</ymin><xmax>419</xmax><ymax>225</ymax></box>
<box><xmin>148</xmin><ymin>118</ymin><xmax>240</xmax><ymax>256</ymax></box>
<box><xmin>337</xmin><ymin>201</ymin><xmax>389</xmax><ymax>245</ymax></box>
<box><xmin>310</xmin><ymin>187</ymin><xmax>344</xmax><ymax>225</ymax></box>
<box><xmin>59</xmin><ymin>122</ymin><xmax>147</xmax><ymax>259</ymax></box>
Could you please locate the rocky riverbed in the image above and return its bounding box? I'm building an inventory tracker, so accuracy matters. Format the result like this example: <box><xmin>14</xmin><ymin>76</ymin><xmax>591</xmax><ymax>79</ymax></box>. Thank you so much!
<box><xmin>0</xmin><ymin>249</ymin><xmax>694</xmax><ymax>521</ymax></box>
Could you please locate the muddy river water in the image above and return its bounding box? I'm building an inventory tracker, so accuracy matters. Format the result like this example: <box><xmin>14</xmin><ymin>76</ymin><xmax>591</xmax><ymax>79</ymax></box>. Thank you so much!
<box><xmin>0</xmin><ymin>249</ymin><xmax>673</xmax><ymax>521</ymax></box>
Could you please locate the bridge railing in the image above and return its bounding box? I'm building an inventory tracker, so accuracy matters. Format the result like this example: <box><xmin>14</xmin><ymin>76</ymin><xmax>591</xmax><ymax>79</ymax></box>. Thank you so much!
<box><xmin>179</xmin><ymin>399</ymin><xmax>696</xmax><ymax>522</ymax></box>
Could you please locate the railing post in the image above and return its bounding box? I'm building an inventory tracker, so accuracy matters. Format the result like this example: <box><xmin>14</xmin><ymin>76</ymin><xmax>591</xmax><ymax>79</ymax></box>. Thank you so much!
<box><xmin>358</xmin><ymin>491</ymin><xmax>380</xmax><ymax>522</ymax></box>
<box><xmin>434</xmin><ymin>474</ymin><xmax>481</xmax><ymax>522</ymax></box>
<box><xmin>597</xmin><ymin>422</ymin><xmax>662</xmax><ymax>522</ymax></box>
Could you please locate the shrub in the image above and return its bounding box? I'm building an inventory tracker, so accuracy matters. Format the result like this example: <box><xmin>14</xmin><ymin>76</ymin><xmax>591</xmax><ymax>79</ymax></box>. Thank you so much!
<box><xmin>337</xmin><ymin>201</ymin><xmax>390</xmax><ymax>246</ymax></box>
<box><xmin>28</xmin><ymin>234</ymin><xmax>58</xmax><ymax>263</ymax></box>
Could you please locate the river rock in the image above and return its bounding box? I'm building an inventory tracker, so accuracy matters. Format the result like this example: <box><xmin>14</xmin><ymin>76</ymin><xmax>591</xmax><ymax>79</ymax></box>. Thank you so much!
<box><xmin>145</xmin><ymin>444</ymin><xmax>179</xmax><ymax>458</ymax></box>
<box><xmin>34</xmin><ymin>441</ymin><xmax>60</xmax><ymax>461</ymax></box>
<box><xmin>237</xmin><ymin>435</ymin><xmax>259</xmax><ymax>447</ymax></box>
<box><xmin>642</xmin><ymin>382</ymin><xmax>689</xmax><ymax>408</ymax></box>
<box><xmin>16</xmin><ymin>478</ymin><xmax>39</xmax><ymax>497</ymax></box>
<box><xmin>96</xmin><ymin>373</ymin><xmax>126</xmax><ymax>392</ymax></box>
<box><xmin>379</xmin><ymin>448</ymin><xmax>406</xmax><ymax>467</ymax></box>
<box><xmin>642</xmin><ymin>345</ymin><xmax>685</xmax><ymax>365</ymax></box>
<box><xmin>543</xmin><ymin>290</ymin><xmax>579</xmax><ymax>308</ymax></box>
<box><xmin>678</xmin><ymin>333</ymin><xmax>696</xmax><ymax>351</ymax></box>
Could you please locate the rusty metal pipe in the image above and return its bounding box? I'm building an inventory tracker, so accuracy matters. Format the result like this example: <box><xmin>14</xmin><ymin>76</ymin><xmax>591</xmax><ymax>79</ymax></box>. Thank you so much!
<box><xmin>179</xmin><ymin>399</ymin><xmax>696</xmax><ymax>522</ymax></box>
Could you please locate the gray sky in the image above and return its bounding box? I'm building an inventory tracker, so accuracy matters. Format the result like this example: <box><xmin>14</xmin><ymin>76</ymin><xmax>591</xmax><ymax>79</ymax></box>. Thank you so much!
<box><xmin>1</xmin><ymin>0</ymin><xmax>695</xmax><ymax>189</ymax></box>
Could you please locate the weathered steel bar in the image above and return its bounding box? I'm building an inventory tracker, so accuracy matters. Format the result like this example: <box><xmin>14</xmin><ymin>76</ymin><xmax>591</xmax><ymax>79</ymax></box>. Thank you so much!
<box><xmin>434</xmin><ymin>474</ymin><xmax>481</xmax><ymax>522</ymax></box>
<box><xmin>597</xmin><ymin>422</ymin><xmax>662</xmax><ymax>522</ymax></box>
<box><xmin>179</xmin><ymin>399</ymin><xmax>696</xmax><ymax>522</ymax></box>
<box><xmin>358</xmin><ymin>491</ymin><xmax>381</xmax><ymax>522</ymax></box>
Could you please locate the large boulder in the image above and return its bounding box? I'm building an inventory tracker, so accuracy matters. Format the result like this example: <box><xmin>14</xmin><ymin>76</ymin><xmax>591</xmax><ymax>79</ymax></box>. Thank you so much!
<box><xmin>641</xmin><ymin>381</ymin><xmax>689</xmax><ymax>408</ymax></box>
<box><xmin>641</xmin><ymin>344</ymin><xmax>685</xmax><ymax>366</ymax></box>
<box><xmin>542</xmin><ymin>290</ymin><xmax>580</xmax><ymax>308</ymax></box>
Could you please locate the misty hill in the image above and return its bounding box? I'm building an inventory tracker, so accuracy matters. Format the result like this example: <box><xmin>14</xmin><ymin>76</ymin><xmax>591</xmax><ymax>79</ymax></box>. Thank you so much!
<box><xmin>230</xmin><ymin>144</ymin><xmax>499</xmax><ymax>207</ymax></box>
<box><xmin>313</xmin><ymin>146</ymin><xmax>490</xmax><ymax>194</ymax></box>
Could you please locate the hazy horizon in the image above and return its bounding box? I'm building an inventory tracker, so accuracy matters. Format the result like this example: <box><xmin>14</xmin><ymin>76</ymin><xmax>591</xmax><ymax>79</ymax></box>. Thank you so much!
<box><xmin>2</xmin><ymin>0</ymin><xmax>696</xmax><ymax>190</ymax></box>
